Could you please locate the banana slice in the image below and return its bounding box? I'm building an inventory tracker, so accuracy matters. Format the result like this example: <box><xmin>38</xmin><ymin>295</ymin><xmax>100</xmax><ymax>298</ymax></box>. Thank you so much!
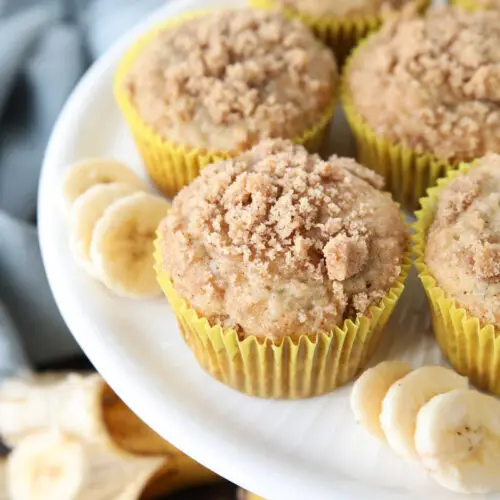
<box><xmin>0</xmin><ymin>373</ymin><xmax>167</xmax><ymax>453</ymax></box>
<box><xmin>70</xmin><ymin>183</ymin><xmax>142</xmax><ymax>276</ymax></box>
<box><xmin>0</xmin><ymin>373</ymin><xmax>105</xmax><ymax>448</ymax></box>
<box><xmin>415</xmin><ymin>389</ymin><xmax>500</xmax><ymax>495</ymax></box>
<box><xmin>90</xmin><ymin>192</ymin><xmax>169</xmax><ymax>299</ymax></box>
<box><xmin>351</xmin><ymin>361</ymin><xmax>412</xmax><ymax>440</ymax></box>
<box><xmin>380</xmin><ymin>366</ymin><xmax>468</xmax><ymax>461</ymax></box>
<box><xmin>61</xmin><ymin>159</ymin><xmax>146</xmax><ymax>213</ymax></box>
<box><xmin>0</xmin><ymin>373</ymin><xmax>221</xmax><ymax>496</ymax></box>
<box><xmin>7</xmin><ymin>432</ymin><xmax>165</xmax><ymax>500</ymax></box>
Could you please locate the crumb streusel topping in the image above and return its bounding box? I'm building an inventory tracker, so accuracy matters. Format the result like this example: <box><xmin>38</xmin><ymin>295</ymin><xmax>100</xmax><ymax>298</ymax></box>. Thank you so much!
<box><xmin>426</xmin><ymin>154</ymin><xmax>500</xmax><ymax>327</ymax></box>
<box><xmin>347</xmin><ymin>7</ymin><xmax>500</xmax><ymax>162</ymax></box>
<box><xmin>161</xmin><ymin>140</ymin><xmax>407</xmax><ymax>339</ymax></box>
<box><xmin>277</xmin><ymin>0</ymin><xmax>414</xmax><ymax>19</ymax></box>
<box><xmin>125</xmin><ymin>9</ymin><xmax>337</xmax><ymax>152</ymax></box>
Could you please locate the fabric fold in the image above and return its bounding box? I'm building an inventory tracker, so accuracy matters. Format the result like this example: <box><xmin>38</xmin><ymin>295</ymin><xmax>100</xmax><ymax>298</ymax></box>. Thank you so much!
<box><xmin>0</xmin><ymin>211</ymin><xmax>80</xmax><ymax>365</ymax></box>
<box><xmin>0</xmin><ymin>4</ymin><xmax>59</xmax><ymax>116</ymax></box>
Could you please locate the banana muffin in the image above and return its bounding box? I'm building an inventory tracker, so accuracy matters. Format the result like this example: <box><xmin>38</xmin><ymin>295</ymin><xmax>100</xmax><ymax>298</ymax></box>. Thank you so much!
<box><xmin>425</xmin><ymin>155</ymin><xmax>500</xmax><ymax>327</ymax></box>
<box><xmin>122</xmin><ymin>9</ymin><xmax>337</xmax><ymax>153</ymax></box>
<box><xmin>346</xmin><ymin>7</ymin><xmax>500</xmax><ymax>163</ymax></box>
<box><xmin>159</xmin><ymin>139</ymin><xmax>408</xmax><ymax>339</ymax></box>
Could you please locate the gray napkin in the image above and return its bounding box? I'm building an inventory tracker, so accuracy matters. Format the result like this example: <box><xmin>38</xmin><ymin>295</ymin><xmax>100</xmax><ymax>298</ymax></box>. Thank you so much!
<box><xmin>0</xmin><ymin>24</ymin><xmax>85</xmax><ymax>220</ymax></box>
<box><xmin>0</xmin><ymin>211</ymin><xmax>80</xmax><ymax>365</ymax></box>
<box><xmin>0</xmin><ymin>5</ymin><xmax>58</xmax><ymax>115</ymax></box>
<box><xmin>0</xmin><ymin>0</ymin><xmax>164</xmax><ymax>378</ymax></box>
<box><xmin>0</xmin><ymin>304</ymin><xmax>31</xmax><ymax>376</ymax></box>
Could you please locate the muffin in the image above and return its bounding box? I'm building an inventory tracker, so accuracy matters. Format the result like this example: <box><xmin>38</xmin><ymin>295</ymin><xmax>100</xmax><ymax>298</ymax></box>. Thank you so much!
<box><xmin>343</xmin><ymin>7</ymin><xmax>500</xmax><ymax>209</ymax></box>
<box><xmin>155</xmin><ymin>139</ymin><xmax>409</xmax><ymax>398</ymax></box>
<box><xmin>250</xmin><ymin>0</ymin><xmax>429</xmax><ymax>65</ymax></box>
<box><xmin>115</xmin><ymin>9</ymin><xmax>338</xmax><ymax>196</ymax></box>
<box><xmin>414</xmin><ymin>154</ymin><xmax>500</xmax><ymax>394</ymax></box>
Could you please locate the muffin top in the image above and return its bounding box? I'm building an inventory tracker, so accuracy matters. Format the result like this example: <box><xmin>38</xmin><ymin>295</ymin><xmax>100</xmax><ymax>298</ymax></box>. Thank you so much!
<box><xmin>160</xmin><ymin>140</ymin><xmax>407</xmax><ymax>339</ymax></box>
<box><xmin>347</xmin><ymin>7</ymin><xmax>500</xmax><ymax>162</ymax></box>
<box><xmin>124</xmin><ymin>9</ymin><xmax>337</xmax><ymax>152</ymax></box>
<box><xmin>276</xmin><ymin>0</ymin><xmax>414</xmax><ymax>19</ymax></box>
<box><xmin>426</xmin><ymin>155</ymin><xmax>500</xmax><ymax>327</ymax></box>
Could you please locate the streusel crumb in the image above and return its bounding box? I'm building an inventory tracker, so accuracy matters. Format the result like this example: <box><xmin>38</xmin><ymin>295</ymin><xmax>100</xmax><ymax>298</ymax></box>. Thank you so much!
<box><xmin>426</xmin><ymin>154</ymin><xmax>500</xmax><ymax>327</ymax></box>
<box><xmin>348</xmin><ymin>7</ymin><xmax>500</xmax><ymax>162</ymax></box>
<box><xmin>161</xmin><ymin>140</ymin><xmax>407</xmax><ymax>339</ymax></box>
<box><xmin>125</xmin><ymin>9</ymin><xmax>337</xmax><ymax>151</ymax></box>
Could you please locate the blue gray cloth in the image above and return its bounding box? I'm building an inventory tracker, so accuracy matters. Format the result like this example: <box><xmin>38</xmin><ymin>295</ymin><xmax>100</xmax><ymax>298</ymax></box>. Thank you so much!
<box><xmin>0</xmin><ymin>0</ymin><xmax>165</xmax><ymax>375</ymax></box>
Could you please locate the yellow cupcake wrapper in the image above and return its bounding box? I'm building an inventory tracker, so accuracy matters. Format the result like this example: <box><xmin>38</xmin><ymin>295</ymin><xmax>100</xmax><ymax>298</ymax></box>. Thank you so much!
<box><xmin>114</xmin><ymin>9</ymin><xmax>336</xmax><ymax>198</ymax></box>
<box><xmin>341</xmin><ymin>39</ymin><xmax>456</xmax><ymax>212</ymax></box>
<box><xmin>250</xmin><ymin>0</ymin><xmax>430</xmax><ymax>66</ymax></box>
<box><xmin>413</xmin><ymin>162</ymin><xmax>500</xmax><ymax>395</ymax></box>
<box><xmin>154</xmin><ymin>232</ymin><xmax>411</xmax><ymax>399</ymax></box>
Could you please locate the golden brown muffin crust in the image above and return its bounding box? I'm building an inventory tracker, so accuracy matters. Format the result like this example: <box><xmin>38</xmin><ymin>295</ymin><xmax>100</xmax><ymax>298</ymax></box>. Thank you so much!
<box><xmin>124</xmin><ymin>9</ymin><xmax>337</xmax><ymax>151</ymax></box>
<box><xmin>277</xmin><ymin>0</ymin><xmax>414</xmax><ymax>19</ymax></box>
<box><xmin>161</xmin><ymin>140</ymin><xmax>407</xmax><ymax>339</ymax></box>
<box><xmin>347</xmin><ymin>7</ymin><xmax>500</xmax><ymax>162</ymax></box>
<box><xmin>426</xmin><ymin>154</ymin><xmax>500</xmax><ymax>327</ymax></box>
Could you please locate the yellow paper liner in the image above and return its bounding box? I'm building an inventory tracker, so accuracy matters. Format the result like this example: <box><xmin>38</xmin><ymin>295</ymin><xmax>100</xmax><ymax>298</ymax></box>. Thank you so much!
<box><xmin>114</xmin><ymin>10</ymin><xmax>336</xmax><ymax>198</ymax></box>
<box><xmin>341</xmin><ymin>40</ymin><xmax>456</xmax><ymax>212</ymax></box>
<box><xmin>154</xmin><ymin>233</ymin><xmax>411</xmax><ymax>399</ymax></box>
<box><xmin>249</xmin><ymin>0</ymin><xmax>430</xmax><ymax>66</ymax></box>
<box><xmin>413</xmin><ymin>162</ymin><xmax>500</xmax><ymax>395</ymax></box>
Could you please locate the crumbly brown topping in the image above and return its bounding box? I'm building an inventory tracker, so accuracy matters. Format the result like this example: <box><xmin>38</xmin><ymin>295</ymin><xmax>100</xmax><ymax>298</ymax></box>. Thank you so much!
<box><xmin>426</xmin><ymin>154</ymin><xmax>500</xmax><ymax>327</ymax></box>
<box><xmin>161</xmin><ymin>140</ymin><xmax>407</xmax><ymax>339</ymax></box>
<box><xmin>435</xmin><ymin>176</ymin><xmax>481</xmax><ymax>224</ymax></box>
<box><xmin>125</xmin><ymin>9</ymin><xmax>337</xmax><ymax>151</ymax></box>
<box><xmin>348</xmin><ymin>7</ymin><xmax>500</xmax><ymax>162</ymax></box>
<box><xmin>324</xmin><ymin>234</ymin><xmax>368</xmax><ymax>281</ymax></box>
<box><xmin>277</xmin><ymin>0</ymin><xmax>414</xmax><ymax>19</ymax></box>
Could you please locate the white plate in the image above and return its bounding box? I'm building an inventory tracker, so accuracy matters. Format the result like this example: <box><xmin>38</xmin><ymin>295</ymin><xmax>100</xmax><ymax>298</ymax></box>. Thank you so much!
<box><xmin>39</xmin><ymin>1</ymin><xmax>488</xmax><ymax>499</ymax></box>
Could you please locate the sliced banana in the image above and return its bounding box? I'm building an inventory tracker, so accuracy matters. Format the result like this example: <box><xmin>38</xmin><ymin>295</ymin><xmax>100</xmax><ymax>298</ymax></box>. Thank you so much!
<box><xmin>0</xmin><ymin>372</ymin><xmax>167</xmax><ymax>453</ymax></box>
<box><xmin>70</xmin><ymin>183</ymin><xmax>141</xmax><ymax>277</ymax></box>
<box><xmin>90</xmin><ymin>192</ymin><xmax>169</xmax><ymax>299</ymax></box>
<box><xmin>380</xmin><ymin>366</ymin><xmax>468</xmax><ymax>461</ymax></box>
<box><xmin>0</xmin><ymin>373</ymin><xmax>221</xmax><ymax>496</ymax></box>
<box><xmin>0</xmin><ymin>373</ymin><xmax>105</xmax><ymax>448</ymax></box>
<box><xmin>415</xmin><ymin>389</ymin><xmax>500</xmax><ymax>495</ymax></box>
<box><xmin>7</xmin><ymin>432</ymin><xmax>165</xmax><ymax>500</ymax></box>
<box><xmin>350</xmin><ymin>361</ymin><xmax>412</xmax><ymax>440</ymax></box>
<box><xmin>61</xmin><ymin>158</ymin><xmax>146</xmax><ymax>213</ymax></box>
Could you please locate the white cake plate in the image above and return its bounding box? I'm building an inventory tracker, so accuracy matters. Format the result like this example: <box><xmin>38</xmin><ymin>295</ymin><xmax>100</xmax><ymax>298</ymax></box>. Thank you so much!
<box><xmin>39</xmin><ymin>0</ymin><xmax>487</xmax><ymax>499</ymax></box>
